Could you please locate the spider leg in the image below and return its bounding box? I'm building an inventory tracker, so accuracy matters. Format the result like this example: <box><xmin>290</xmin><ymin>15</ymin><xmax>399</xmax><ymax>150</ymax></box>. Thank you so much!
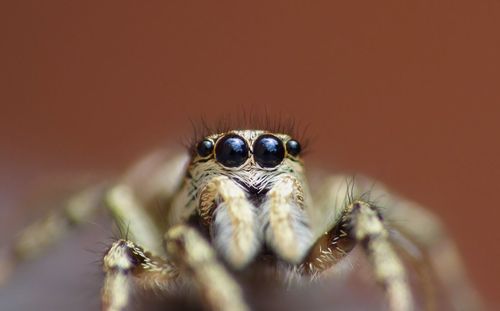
<box><xmin>0</xmin><ymin>183</ymin><xmax>106</xmax><ymax>285</ymax></box>
<box><xmin>104</xmin><ymin>149</ymin><xmax>188</xmax><ymax>256</ymax></box>
<box><xmin>0</xmin><ymin>150</ymin><xmax>187</xmax><ymax>286</ymax></box>
<box><xmin>165</xmin><ymin>224</ymin><xmax>250</xmax><ymax>311</ymax></box>
<box><xmin>103</xmin><ymin>166</ymin><xmax>251</xmax><ymax>311</ymax></box>
<box><xmin>349</xmin><ymin>178</ymin><xmax>483</xmax><ymax>311</ymax></box>
<box><xmin>348</xmin><ymin>201</ymin><xmax>414</xmax><ymax>311</ymax></box>
<box><xmin>299</xmin><ymin>179</ymin><xmax>414</xmax><ymax>311</ymax></box>
<box><xmin>102</xmin><ymin>178</ymin><xmax>181</xmax><ymax>311</ymax></box>
<box><xmin>385</xmin><ymin>198</ymin><xmax>483</xmax><ymax>311</ymax></box>
<box><xmin>303</xmin><ymin>175</ymin><xmax>481</xmax><ymax>310</ymax></box>
<box><xmin>102</xmin><ymin>224</ymin><xmax>250</xmax><ymax>311</ymax></box>
<box><xmin>105</xmin><ymin>184</ymin><xmax>164</xmax><ymax>256</ymax></box>
<box><xmin>101</xmin><ymin>239</ymin><xmax>179</xmax><ymax>311</ymax></box>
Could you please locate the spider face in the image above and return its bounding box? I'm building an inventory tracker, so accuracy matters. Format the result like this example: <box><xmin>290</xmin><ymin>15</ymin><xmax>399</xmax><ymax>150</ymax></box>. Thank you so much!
<box><xmin>188</xmin><ymin>130</ymin><xmax>306</xmax><ymax>198</ymax></box>
<box><xmin>191</xmin><ymin>131</ymin><xmax>304</xmax><ymax>194</ymax></box>
<box><xmin>170</xmin><ymin>130</ymin><xmax>311</xmax><ymax>268</ymax></box>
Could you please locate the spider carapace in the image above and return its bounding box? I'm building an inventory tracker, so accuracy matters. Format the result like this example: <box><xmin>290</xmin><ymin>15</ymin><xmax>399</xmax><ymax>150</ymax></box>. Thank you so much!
<box><xmin>1</xmin><ymin>129</ymin><xmax>482</xmax><ymax>311</ymax></box>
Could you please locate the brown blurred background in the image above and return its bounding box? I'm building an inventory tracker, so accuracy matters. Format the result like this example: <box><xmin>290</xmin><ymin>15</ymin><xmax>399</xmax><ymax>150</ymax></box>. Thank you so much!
<box><xmin>1</xmin><ymin>1</ymin><xmax>499</xmax><ymax>310</ymax></box>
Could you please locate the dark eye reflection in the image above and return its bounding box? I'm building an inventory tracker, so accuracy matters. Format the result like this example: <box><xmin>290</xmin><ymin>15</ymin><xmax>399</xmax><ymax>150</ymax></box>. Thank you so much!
<box><xmin>215</xmin><ymin>134</ymin><xmax>249</xmax><ymax>167</ymax></box>
<box><xmin>253</xmin><ymin>135</ymin><xmax>285</xmax><ymax>168</ymax></box>
<box><xmin>196</xmin><ymin>139</ymin><xmax>214</xmax><ymax>157</ymax></box>
<box><xmin>286</xmin><ymin>139</ymin><xmax>301</xmax><ymax>157</ymax></box>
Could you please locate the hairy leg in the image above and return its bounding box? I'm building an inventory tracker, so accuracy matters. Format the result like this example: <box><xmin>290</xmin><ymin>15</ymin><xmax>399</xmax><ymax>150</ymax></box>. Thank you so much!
<box><xmin>102</xmin><ymin>224</ymin><xmax>250</xmax><ymax>311</ymax></box>
<box><xmin>105</xmin><ymin>185</ymin><xmax>164</xmax><ymax>256</ymax></box>
<box><xmin>346</xmin><ymin>177</ymin><xmax>483</xmax><ymax>311</ymax></box>
<box><xmin>0</xmin><ymin>184</ymin><xmax>106</xmax><ymax>285</ymax></box>
<box><xmin>102</xmin><ymin>167</ymin><xmax>184</xmax><ymax>311</ymax></box>
<box><xmin>385</xmin><ymin>198</ymin><xmax>483</xmax><ymax>311</ymax></box>
<box><xmin>307</xmin><ymin>174</ymin><xmax>482</xmax><ymax>310</ymax></box>
<box><xmin>102</xmin><ymin>169</ymin><xmax>181</xmax><ymax>310</ymax></box>
<box><xmin>165</xmin><ymin>224</ymin><xmax>249</xmax><ymax>311</ymax></box>
<box><xmin>301</xmin><ymin>199</ymin><xmax>413</xmax><ymax>310</ymax></box>
<box><xmin>104</xmin><ymin>149</ymin><xmax>188</xmax><ymax>256</ymax></box>
<box><xmin>101</xmin><ymin>239</ymin><xmax>179</xmax><ymax>311</ymax></box>
<box><xmin>0</xmin><ymin>150</ymin><xmax>187</xmax><ymax>285</ymax></box>
<box><xmin>301</xmin><ymin>176</ymin><xmax>414</xmax><ymax>310</ymax></box>
<box><xmin>348</xmin><ymin>201</ymin><xmax>414</xmax><ymax>311</ymax></box>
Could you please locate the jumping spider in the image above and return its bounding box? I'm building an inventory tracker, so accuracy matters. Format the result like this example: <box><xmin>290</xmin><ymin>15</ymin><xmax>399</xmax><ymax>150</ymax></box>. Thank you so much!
<box><xmin>0</xmin><ymin>128</ymin><xmax>481</xmax><ymax>311</ymax></box>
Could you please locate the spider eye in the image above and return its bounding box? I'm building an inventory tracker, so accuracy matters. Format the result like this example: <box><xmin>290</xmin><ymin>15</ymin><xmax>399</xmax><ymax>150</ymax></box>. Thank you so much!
<box><xmin>196</xmin><ymin>139</ymin><xmax>214</xmax><ymax>157</ymax></box>
<box><xmin>215</xmin><ymin>134</ymin><xmax>249</xmax><ymax>168</ymax></box>
<box><xmin>253</xmin><ymin>135</ymin><xmax>285</xmax><ymax>168</ymax></box>
<box><xmin>286</xmin><ymin>139</ymin><xmax>301</xmax><ymax>157</ymax></box>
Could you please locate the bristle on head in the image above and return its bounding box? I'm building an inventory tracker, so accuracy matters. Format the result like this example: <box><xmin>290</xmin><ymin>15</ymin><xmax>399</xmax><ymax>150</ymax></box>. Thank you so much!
<box><xmin>184</xmin><ymin>112</ymin><xmax>311</xmax><ymax>156</ymax></box>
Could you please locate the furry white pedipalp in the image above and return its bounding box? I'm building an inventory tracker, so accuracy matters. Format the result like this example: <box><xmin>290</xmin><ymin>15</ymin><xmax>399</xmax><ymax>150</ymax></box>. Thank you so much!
<box><xmin>260</xmin><ymin>177</ymin><xmax>313</xmax><ymax>263</ymax></box>
<box><xmin>202</xmin><ymin>176</ymin><xmax>261</xmax><ymax>269</ymax></box>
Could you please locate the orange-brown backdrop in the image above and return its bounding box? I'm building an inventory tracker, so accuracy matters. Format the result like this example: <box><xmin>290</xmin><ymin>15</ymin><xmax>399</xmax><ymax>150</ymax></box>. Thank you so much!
<box><xmin>1</xmin><ymin>1</ymin><xmax>499</xmax><ymax>309</ymax></box>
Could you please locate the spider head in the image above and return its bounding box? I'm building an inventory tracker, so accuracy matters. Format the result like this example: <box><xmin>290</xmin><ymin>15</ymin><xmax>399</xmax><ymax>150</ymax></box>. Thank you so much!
<box><xmin>190</xmin><ymin>130</ymin><xmax>304</xmax><ymax>195</ymax></box>
<box><xmin>174</xmin><ymin>130</ymin><xmax>312</xmax><ymax>268</ymax></box>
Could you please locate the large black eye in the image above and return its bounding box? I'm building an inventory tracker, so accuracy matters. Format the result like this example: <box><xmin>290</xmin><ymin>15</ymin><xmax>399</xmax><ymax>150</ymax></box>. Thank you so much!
<box><xmin>196</xmin><ymin>139</ymin><xmax>214</xmax><ymax>157</ymax></box>
<box><xmin>286</xmin><ymin>139</ymin><xmax>301</xmax><ymax>157</ymax></box>
<box><xmin>215</xmin><ymin>134</ymin><xmax>249</xmax><ymax>167</ymax></box>
<box><xmin>253</xmin><ymin>135</ymin><xmax>285</xmax><ymax>168</ymax></box>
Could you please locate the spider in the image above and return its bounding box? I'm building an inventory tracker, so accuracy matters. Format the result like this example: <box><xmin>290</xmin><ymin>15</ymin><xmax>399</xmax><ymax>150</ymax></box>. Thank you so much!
<box><xmin>0</xmin><ymin>127</ymin><xmax>482</xmax><ymax>311</ymax></box>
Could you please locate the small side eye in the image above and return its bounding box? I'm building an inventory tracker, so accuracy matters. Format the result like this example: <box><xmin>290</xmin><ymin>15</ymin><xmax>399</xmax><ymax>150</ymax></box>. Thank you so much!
<box><xmin>196</xmin><ymin>139</ymin><xmax>214</xmax><ymax>157</ymax></box>
<box><xmin>215</xmin><ymin>134</ymin><xmax>249</xmax><ymax>168</ymax></box>
<box><xmin>253</xmin><ymin>135</ymin><xmax>285</xmax><ymax>168</ymax></box>
<box><xmin>286</xmin><ymin>139</ymin><xmax>301</xmax><ymax>157</ymax></box>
